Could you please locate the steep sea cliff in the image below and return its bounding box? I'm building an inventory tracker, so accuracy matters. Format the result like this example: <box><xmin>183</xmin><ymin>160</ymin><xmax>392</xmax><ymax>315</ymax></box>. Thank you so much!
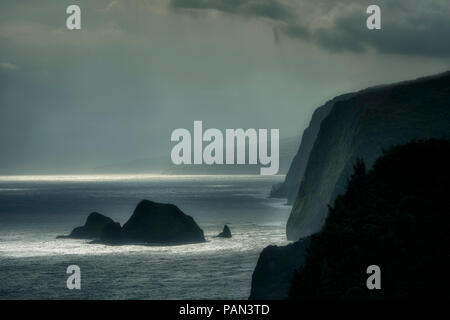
<box><xmin>251</xmin><ymin>71</ymin><xmax>450</xmax><ymax>299</ymax></box>
<box><xmin>287</xmin><ymin>71</ymin><xmax>450</xmax><ymax>240</ymax></box>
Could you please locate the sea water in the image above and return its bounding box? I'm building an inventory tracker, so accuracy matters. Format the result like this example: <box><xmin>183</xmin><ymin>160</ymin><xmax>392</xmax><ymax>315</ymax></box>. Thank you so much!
<box><xmin>0</xmin><ymin>175</ymin><xmax>291</xmax><ymax>299</ymax></box>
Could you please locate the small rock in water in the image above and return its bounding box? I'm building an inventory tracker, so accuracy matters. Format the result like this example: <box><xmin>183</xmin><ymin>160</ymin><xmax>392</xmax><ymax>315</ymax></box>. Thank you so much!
<box><xmin>216</xmin><ymin>225</ymin><xmax>232</xmax><ymax>238</ymax></box>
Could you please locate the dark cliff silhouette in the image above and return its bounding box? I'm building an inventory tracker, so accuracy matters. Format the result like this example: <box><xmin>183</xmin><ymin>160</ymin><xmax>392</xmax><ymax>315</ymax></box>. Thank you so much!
<box><xmin>289</xmin><ymin>139</ymin><xmax>450</xmax><ymax>299</ymax></box>
<box><xmin>249</xmin><ymin>239</ymin><xmax>310</xmax><ymax>300</ymax></box>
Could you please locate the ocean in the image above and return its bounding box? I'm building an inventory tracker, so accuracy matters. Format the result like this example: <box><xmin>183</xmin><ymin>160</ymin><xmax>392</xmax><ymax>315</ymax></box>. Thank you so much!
<box><xmin>0</xmin><ymin>175</ymin><xmax>291</xmax><ymax>299</ymax></box>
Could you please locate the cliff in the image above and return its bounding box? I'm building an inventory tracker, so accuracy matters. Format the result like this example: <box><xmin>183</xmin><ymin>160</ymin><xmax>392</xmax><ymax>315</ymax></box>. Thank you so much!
<box><xmin>270</xmin><ymin>87</ymin><xmax>387</xmax><ymax>203</ymax></box>
<box><xmin>287</xmin><ymin>71</ymin><xmax>450</xmax><ymax>240</ymax></box>
<box><xmin>249</xmin><ymin>238</ymin><xmax>310</xmax><ymax>300</ymax></box>
<box><xmin>270</xmin><ymin>100</ymin><xmax>334</xmax><ymax>201</ymax></box>
<box><xmin>289</xmin><ymin>139</ymin><xmax>450</xmax><ymax>299</ymax></box>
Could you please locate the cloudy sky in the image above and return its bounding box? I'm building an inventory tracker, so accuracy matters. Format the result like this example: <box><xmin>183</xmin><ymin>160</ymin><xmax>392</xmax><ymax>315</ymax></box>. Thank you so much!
<box><xmin>1</xmin><ymin>0</ymin><xmax>449</xmax><ymax>173</ymax></box>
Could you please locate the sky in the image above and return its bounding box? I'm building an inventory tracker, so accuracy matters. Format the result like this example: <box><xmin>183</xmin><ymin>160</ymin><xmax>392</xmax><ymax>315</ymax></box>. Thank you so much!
<box><xmin>1</xmin><ymin>0</ymin><xmax>450</xmax><ymax>174</ymax></box>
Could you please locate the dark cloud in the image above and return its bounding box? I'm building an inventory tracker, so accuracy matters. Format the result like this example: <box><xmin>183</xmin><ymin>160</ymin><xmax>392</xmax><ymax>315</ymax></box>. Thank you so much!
<box><xmin>171</xmin><ymin>0</ymin><xmax>293</xmax><ymax>21</ymax></box>
<box><xmin>170</xmin><ymin>0</ymin><xmax>450</xmax><ymax>57</ymax></box>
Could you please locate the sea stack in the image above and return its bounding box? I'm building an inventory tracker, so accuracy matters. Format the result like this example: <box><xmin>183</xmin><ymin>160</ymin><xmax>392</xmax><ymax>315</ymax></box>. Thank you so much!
<box><xmin>99</xmin><ymin>221</ymin><xmax>122</xmax><ymax>244</ymax></box>
<box><xmin>216</xmin><ymin>225</ymin><xmax>232</xmax><ymax>238</ymax></box>
<box><xmin>57</xmin><ymin>212</ymin><xmax>119</xmax><ymax>240</ymax></box>
<box><xmin>121</xmin><ymin>200</ymin><xmax>205</xmax><ymax>244</ymax></box>
<box><xmin>58</xmin><ymin>200</ymin><xmax>205</xmax><ymax>245</ymax></box>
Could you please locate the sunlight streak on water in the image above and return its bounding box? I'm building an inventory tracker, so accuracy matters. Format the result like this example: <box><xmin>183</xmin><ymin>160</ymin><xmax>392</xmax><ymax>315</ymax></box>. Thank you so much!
<box><xmin>0</xmin><ymin>227</ymin><xmax>288</xmax><ymax>259</ymax></box>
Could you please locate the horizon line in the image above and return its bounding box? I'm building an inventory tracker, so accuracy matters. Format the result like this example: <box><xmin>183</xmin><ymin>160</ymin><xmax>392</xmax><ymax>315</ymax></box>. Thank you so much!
<box><xmin>0</xmin><ymin>173</ymin><xmax>286</xmax><ymax>182</ymax></box>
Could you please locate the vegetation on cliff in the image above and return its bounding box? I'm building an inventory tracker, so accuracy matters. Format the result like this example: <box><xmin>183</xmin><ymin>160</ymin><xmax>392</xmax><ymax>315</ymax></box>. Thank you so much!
<box><xmin>289</xmin><ymin>139</ymin><xmax>450</xmax><ymax>299</ymax></box>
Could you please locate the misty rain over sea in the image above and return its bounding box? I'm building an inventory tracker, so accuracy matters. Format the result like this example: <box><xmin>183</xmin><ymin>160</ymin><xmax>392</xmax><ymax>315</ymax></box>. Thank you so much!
<box><xmin>0</xmin><ymin>174</ymin><xmax>290</xmax><ymax>299</ymax></box>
